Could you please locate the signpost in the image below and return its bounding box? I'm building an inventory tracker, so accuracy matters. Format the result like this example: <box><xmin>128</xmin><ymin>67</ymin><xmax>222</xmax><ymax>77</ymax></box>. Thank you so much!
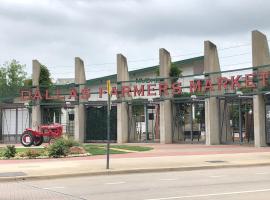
<box><xmin>106</xmin><ymin>80</ymin><xmax>111</xmax><ymax>169</ymax></box>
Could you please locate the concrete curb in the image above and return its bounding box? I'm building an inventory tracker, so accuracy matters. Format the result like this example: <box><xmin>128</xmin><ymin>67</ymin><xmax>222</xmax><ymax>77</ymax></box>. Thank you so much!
<box><xmin>1</xmin><ymin>162</ymin><xmax>270</xmax><ymax>182</ymax></box>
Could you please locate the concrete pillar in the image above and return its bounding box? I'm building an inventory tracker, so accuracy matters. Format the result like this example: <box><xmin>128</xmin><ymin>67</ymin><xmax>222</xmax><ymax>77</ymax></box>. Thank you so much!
<box><xmin>117</xmin><ymin>54</ymin><xmax>129</xmax><ymax>143</ymax></box>
<box><xmin>31</xmin><ymin>60</ymin><xmax>41</xmax><ymax>130</ymax></box>
<box><xmin>74</xmin><ymin>57</ymin><xmax>86</xmax><ymax>142</ymax></box>
<box><xmin>252</xmin><ymin>30</ymin><xmax>270</xmax><ymax>147</ymax></box>
<box><xmin>159</xmin><ymin>48</ymin><xmax>173</xmax><ymax>144</ymax></box>
<box><xmin>204</xmin><ymin>41</ymin><xmax>221</xmax><ymax>145</ymax></box>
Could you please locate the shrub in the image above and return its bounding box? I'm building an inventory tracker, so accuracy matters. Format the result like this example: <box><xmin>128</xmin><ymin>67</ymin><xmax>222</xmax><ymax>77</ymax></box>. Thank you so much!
<box><xmin>47</xmin><ymin>138</ymin><xmax>70</xmax><ymax>158</ymax></box>
<box><xmin>47</xmin><ymin>137</ymin><xmax>84</xmax><ymax>158</ymax></box>
<box><xmin>25</xmin><ymin>149</ymin><xmax>41</xmax><ymax>159</ymax></box>
<box><xmin>3</xmin><ymin>145</ymin><xmax>16</xmax><ymax>158</ymax></box>
<box><xmin>63</xmin><ymin>138</ymin><xmax>80</xmax><ymax>148</ymax></box>
<box><xmin>16</xmin><ymin>152</ymin><xmax>27</xmax><ymax>158</ymax></box>
<box><xmin>69</xmin><ymin>146</ymin><xmax>86</xmax><ymax>154</ymax></box>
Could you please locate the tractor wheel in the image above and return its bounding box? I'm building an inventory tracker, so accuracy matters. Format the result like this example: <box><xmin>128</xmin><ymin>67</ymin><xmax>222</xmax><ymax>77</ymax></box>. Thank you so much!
<box><xmin>33</xmin><ymin>136</ymin><xmax>44</xmax><ymax>146</ymax></box>
<box><xmin>20</xmin><ymin>131</ymin><xmax>34</xmax><ymax>147</ymax></box>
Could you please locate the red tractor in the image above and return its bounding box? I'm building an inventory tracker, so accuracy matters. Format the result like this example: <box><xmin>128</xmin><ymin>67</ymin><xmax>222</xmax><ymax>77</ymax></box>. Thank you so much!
<box><xmin>20</xmin><ymin>123</ymin><xmax>63</xmax><ymax>147</ymax></box>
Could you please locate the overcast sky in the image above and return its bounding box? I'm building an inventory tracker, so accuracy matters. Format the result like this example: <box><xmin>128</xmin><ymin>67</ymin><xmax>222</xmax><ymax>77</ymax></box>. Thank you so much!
<box><xmin>0</xmin><ymin>0</ymin><xmax>270</xmax><ymax>80</ymax></box>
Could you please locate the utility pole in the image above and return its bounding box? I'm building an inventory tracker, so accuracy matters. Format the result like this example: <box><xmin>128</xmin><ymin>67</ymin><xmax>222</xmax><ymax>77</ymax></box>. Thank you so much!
<box><xmin>106</xmin><ymin>80</ymin><xmax>111</xmax><ymax>169</ymax></box>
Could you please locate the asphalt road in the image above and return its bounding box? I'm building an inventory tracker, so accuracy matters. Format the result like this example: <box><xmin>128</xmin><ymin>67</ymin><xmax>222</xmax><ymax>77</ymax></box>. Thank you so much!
<box><xmin>1</xmin><ymin>166</ymin><xmax>270</xmax><ymax>200</ymax></box>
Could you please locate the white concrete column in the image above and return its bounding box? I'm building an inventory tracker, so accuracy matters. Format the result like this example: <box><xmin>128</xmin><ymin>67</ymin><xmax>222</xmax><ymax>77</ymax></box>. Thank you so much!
<box><xmin>204</xmin><ymin>41</ymin><xmax>221</xmax><ymax>145</ymax></box>
<box><xmin>252</xmin><ymin>30</ymin><xmax>270</xmax><ymax>147</ymax></box>
<box><xmin>117</xmin><ymin>54</ymin><xmax>129</xmax><ymax>143</ymax></box>
<box><xmin>74</xmin><ymin>57</ymin><xmax>86</xmax><ymax>142</ymax></box>
<box><xmin>31</xmin><ymin>60</ymin><xmax>41</xmax><ymax>130</ymax></box>
<box><xmin>159</xmin><ymin>48</ymin><xmax>173</xmax><ymax>144</ymax></box>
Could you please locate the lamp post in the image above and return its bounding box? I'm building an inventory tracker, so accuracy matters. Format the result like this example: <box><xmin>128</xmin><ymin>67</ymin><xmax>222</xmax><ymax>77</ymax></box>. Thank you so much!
<box><xmin>106</xmin><ymin>80</ymin><xmax>111</xmax><ymax>169</ymax></box>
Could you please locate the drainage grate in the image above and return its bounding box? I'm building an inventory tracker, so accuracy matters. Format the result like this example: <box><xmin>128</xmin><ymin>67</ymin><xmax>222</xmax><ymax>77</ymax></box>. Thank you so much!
<box><xmin>205</xmin><ymin>160</ymin><xmax>226</xmax><ymax>163</ymax></box>
<box><xmin>0</xmin><ymin>172</ymin><xmax>27</xmax><ymax>177</ymax></box>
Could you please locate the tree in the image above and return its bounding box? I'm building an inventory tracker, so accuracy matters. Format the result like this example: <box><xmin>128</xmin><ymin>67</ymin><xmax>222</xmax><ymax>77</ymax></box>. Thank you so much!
<box><xmin>39</xmin><ymin>65</ymin><xmax>52</xmax><ymax>87</ymax></box>
<box><xmin>0</xmin><ymin>67</ymin><xmax>8</xmax><ymax>94</ymax></box>
<box><xmin>0</xmin><ymin>60</ymin><xmax>27</xmax><ymax>101</ymax></box>
<box><xmin>155</xmin><ymin>62</ymin><xmax>182</xmax><ymax>80</ymax></box>
<box><xmin>24</xmin><ymin>65</ymin><xmax>52</xmax><ymax>87</ymax></box>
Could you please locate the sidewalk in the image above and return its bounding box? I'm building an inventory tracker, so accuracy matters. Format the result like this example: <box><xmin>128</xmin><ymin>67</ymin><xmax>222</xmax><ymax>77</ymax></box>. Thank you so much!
<box><xmin>1</xmin><ymin>144</ymin><xmax>270</xmax><ymax>182</ymax></box>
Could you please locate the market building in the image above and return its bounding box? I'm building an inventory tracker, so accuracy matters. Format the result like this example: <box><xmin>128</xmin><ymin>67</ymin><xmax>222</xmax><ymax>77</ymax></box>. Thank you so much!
<box><xmin>1</xmin><ymin>30</ymin><xmax>270</xmax><ymax>147</ymax></box>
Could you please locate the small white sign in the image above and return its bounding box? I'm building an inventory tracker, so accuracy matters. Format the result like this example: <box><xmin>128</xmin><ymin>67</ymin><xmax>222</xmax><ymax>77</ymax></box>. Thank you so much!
<box><xmin>25</xmin><ymin>136</ymin><xmax>30</xmax><ymax>143</ymax></box>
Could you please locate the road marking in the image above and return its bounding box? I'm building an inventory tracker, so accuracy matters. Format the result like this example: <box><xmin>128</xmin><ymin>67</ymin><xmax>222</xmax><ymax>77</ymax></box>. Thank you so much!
<box><xmin>209</xmin><ymin>175</ymin><xmax>225</xmax><ymax>178</ymax></box>
<box><xmin>105</xmin><ymin>181</ymin><xmax>126</xmax><ymax>185</ymax></box>
<box><xmin>255</xmin><ymin>172</ymin><xmax>269</xmax><ymax>175</ymax></box>
<box><xmin>144</xmin><ymin>188</ymin><xmax>270</xmax><ymax>200</ymax></box>
<box><xmin>159</xmin><ymin>178</ymin><xmax>177</xmax><ymax>181</ymax></box>
<box><xmin>43</xmin><ymin>186</ymin><xmax>65</xmax><ymax>190</ymax></box>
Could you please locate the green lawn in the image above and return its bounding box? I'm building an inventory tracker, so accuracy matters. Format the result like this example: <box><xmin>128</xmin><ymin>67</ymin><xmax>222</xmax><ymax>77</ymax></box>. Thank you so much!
<box><xmin>109</xmin><ymin>145</ymin><xmax>153</xmax><ymax>152</ymax></box>
<box><xmin>83</xmin><ymin>145</ymin><xmax>127</xmax><ymax>155</ymax></box>
<box><xmin>83</xmin><ymin>144</ymin><xmax>153</xmax><ymax>155</ymax></box>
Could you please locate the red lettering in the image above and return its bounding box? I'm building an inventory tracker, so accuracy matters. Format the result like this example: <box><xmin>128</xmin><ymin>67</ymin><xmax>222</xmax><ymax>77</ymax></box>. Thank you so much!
<box><xmin>147</xmin><ymin>84</ymin><xmax>156</xmax><ymax>96</ymax></box>
<box><xmin>122</xmin><ymin>86</ymin><xmax>131</xmax><ymax>97</ymax></box>
<box><xmin>80</xmin><ymin>88</ymin><xmax>90</xmax><ymax>99</ymax></box>
<box><xmin>111</xmin><ymin>86</ymin><xmax>118</xmax><ymax>97</ymax></box>
<box><xmin>159</xmin><ymin>82</ymin><xmax>169</xmax><ymax>96</ymax></box>
<box><xmin>98</xmin><ymin>87</ymin><xmax>103</xmax><ymax>98</ymax></box>
<box><xmin>204</xmin><ymin>79</ymin><xmax>214</xmax><ymax>91</ymax></box>
<box><xmin>134</xmin><ymin>85</ymin><xmax>145</xmax><ymax>96</ymax></box>
<box><xmin>217</xmin><ymin>77</ymin><xmax>229</xmax><ymax>90</ymax></box>
<box><xmin>172</xmin><ymin>82</ymin><xmax>182</xmax><ymax>95</ymax></box>
<box><xmin>231</xmin><ymin>75</ymin><xmax>242</xmax><ymax>90</ymax></box>
<box><xmin>190</xmin><ymin>80</ymin><xmax>202</xmax><ymax>93</ymax></box>
<box><xmin>21</xmin><ymin>90</ymin><xmax>31</xmax><ymax>101</ymax></box>
<box><xmin>69</xmin><ymin>88</ymin><xmax>78</xmax><ymax>99</ymax></box>
<box><xmin>33</xmin><ymin>89</ymin><xmax>42</xmax><ymax>100</ymax></box>
<box><xmin>45</xmin><ymin>89</ymin><xmax>54</xmax><ymax>100</ymax></box>
<box><xmin>259</xmin><ymin>71</ymin><xmax>269</xmax><ymax>87</ymax></box>
<box><xmin>245</xmin><ymin>74</ymin><xmax>256</xmax><ymax>88</ymax></box>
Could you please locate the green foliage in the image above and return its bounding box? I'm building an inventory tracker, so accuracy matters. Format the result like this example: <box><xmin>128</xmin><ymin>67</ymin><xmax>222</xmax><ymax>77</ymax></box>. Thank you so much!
<box><xmin>25</xmin><ymin>149</ymin><xmax>41</xmax><ymax>158</ymax></box>
<box><xmin>47</xmin><ymin>138</ymin><xmax>70</xmax><ymax>158</ymax></box>
<box><xmin>155</xmin><ymin>63</ymin><xmax>182</xmax><ymax>79</ymax></box>
<box><xmin>169</xmin><ymin>63</ymin><xmax>182</xmax><ymax>77</ymax></box>
<box><xmin>0</xmin><ymin>60</ymin><xmax>27</xmax><ymax>102</ymax></box>
<box><xmin>83</xmin><ymin>144</ymin><xmax>153</xmax><ymax>155</ymax></box>
<box><xmin>63</xmin><ymin>137</ymin><xmax>80</xmax><ymax>148</ymax></box>
<box><xmin>47</xmin><ymin>137</ymin><xmax>82</xmax><ymax>158</ymax></box>
<box><xmin>39</xmin><ymin>65</ymin><xmax>52</xmax><ymax>87</ymax></box>
<box><xmin>83</xmin><ymin>145</ymin><xmax>127</xmax><ymax>155</ymax></box>
<box><xmin>16</xmin><ymin>151</ymin><xmax>27</xmax><ymax>158</ymax></box>
<box><xmin>3</xmin><ymin>145</ymin><xmax>16</xmax><ymax>158</ymax></box>
<box><xmin>111</xmin><ymin>145</ymin><xmax>153</xmax><ymax>152</ymax></box>
<box><xmin>24</xmin><ymin>79</ymin><xmax>32</xmax><ymax>87</ymax></box>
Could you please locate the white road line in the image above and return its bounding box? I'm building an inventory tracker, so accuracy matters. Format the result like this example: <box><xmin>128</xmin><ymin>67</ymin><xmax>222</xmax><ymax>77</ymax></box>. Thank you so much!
<box><xmin>144</xmin><ymin>188</ymin><xmax>270</xmax><ymax>200</ymax></box>
<box><xmin>255</xmin><ymin>172</ymin><xmax>269</xmax><ymax>175</ymax></box>
<box><xmin>209</xmin><ymin>175</ymin><xmax>225</xmax><ymax>178</ymax></box>
<box><xmin>43</xmin><ymin>186</ymin><xmax>65</xmax><ymax>190</ymax></box>
<box><xmin>159</xmin><ymin>178</ymin><xmax>177</xmax><ymax>181</ymax></box>
<box><xmin>105</xmin><ymin>181</ymin><xmax>126</xmax><ymax>185</ymax></box>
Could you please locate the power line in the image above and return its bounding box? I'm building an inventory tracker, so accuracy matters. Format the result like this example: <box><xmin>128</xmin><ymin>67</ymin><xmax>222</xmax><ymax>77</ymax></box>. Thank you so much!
<box><xmin>219</xmin><ymin>52</ymin><xmax>250</xmax><ymax>59</ymax></box>
<box><xmin>49</xmin><ymin>52</ymin><xmax>251</xmax><ymax>75</ymax></box>
<box><xmin>221</xmin><ymin>61</ymin><xmax>252</xmax><ymax>67</ymax></box>
<box><xmin>48</xmin><ymin>42</ymin><xmax>253</xmax><ymax>70</ymax></box>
